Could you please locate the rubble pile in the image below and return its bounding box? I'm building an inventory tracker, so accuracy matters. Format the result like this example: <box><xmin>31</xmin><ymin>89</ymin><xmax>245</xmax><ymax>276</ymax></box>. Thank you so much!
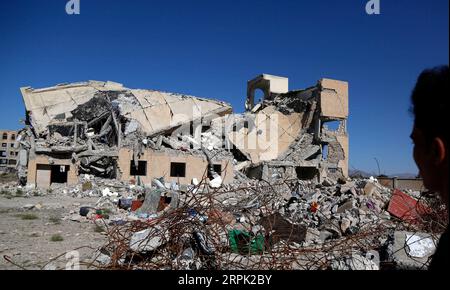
<box><xmin>0</xmin><ymin>174</ymin><xmax>144</xmax><ymax>199</ymax></box>
<box><xmin>2</xmin><ymin>171</ymin><xmax>446</xmax><ymax>270</ymax></box>
<box><xmin>75</xmin><ymin>176</ymin><xmax>445</xmax><ymax>270</ymax></box>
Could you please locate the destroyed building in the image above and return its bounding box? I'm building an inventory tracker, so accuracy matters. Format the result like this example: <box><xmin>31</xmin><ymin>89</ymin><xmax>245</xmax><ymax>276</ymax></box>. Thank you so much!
<box><xmin>17</xmin><ymin>75</ymin><xmax>348</xmax><ymax>189</ymax></box>
<box><xmin>232</xmin><ymin>74</ymin><xmax>349</xmax><ymax>183</ymax></box>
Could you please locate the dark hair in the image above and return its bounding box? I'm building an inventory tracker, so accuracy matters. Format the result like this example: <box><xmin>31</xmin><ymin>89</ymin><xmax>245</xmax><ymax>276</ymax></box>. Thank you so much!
<box><xmin>411</xmin><ymin>65</ymin><xmax>449</xmax><ymax>145</ymax></box>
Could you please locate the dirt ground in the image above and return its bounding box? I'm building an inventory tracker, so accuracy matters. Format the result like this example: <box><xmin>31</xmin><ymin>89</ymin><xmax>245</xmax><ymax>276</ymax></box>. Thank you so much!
<box><xmin>0</xmin><ymin>194</ymin><xmax>107</xmax><ymax>270</ymax></box>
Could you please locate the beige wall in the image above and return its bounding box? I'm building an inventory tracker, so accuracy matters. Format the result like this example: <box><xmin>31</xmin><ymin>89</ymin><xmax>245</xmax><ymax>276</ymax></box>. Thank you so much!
<box><xmin>228</xmin><ymin>106</ymin><xmax>301</xmax><ymax>163</ymax></box>
<box><xmin>27</xmin><ymin>155</ymin><xmax>78</xmax><ymax>188</ymax></box>
<box><xmin>28</xmin><ymin>149</ymin><xmax>234</xmax><ymax>188</ymax></box>
<box><xmin>117</xmin><ymin>148</ymin><xmax>234</xmax><ymax>185</ymax></box>
<box><xmin>336</xmin><ymin>135</ymin><xmax>349</xmax><ymax>178</ymax></box>
<box><xmin>320</xmin><ymin>79</ymin><xmax>349</xmax><ymax>119</ymax></box>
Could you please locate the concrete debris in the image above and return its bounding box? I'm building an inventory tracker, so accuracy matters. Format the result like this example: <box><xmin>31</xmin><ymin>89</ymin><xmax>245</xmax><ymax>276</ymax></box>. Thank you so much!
<box><xmin>22</xmin><ymin>204</ymin><xmax>35</xmax><ymax>210</ymax></box>
<box><xmin>92</xmin><ymin>251</ymin><xmax>112</xmax><ymax>266</ymax></box>
<box><xmin>208</xmin><ymin>175</ymin><xmax>223</xmax><ymax>188</ymax></box>
<box><xmin>129</xmin><ymin>228</ymin><xmax>166</xmax><ymax>253</ymax></box>
<box><xmin>331</xmin><ymin>252</ymin><xmax>379</xmax><ymax>270</ymax></box>
<box><xmin>391</xmin><ymin>231</ymin><xmax>439</xmax><ymax>270</ymax></box>
<box><xmin>405</xmin><ymin>233</ymin><xmax>436</xmax><ymax>258</ymax></box>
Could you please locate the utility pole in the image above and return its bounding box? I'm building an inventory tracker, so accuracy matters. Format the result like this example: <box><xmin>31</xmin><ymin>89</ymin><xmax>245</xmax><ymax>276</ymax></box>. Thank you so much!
<box><xmin>374</xmin><ymin>157</ymin><xmax>381</xmax><ymax>176</ymax></box>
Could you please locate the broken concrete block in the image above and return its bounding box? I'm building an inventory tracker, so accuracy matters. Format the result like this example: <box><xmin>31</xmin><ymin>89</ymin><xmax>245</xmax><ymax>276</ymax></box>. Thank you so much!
<box><xmin>392</xmin><ymin>231</ymin><xmax>438</xmax><ymax>269</ymax></box>
<box><xmin>406</xmin><ymin>233</ymin><xmax>436</xmax><ymax>258</ymax></box>
<box><xmin>331</xmin><ymin>204</ymin><xmax>339</xmax><ymax>214</ymax></box>
<box><xmin>322</xmin><ymin>177</ymin><xmax>336</xmax><ymax>187</ymax></box>
<box><xmin>92</xmin><ymin>251</ymin><xmax>111</xmax><ymax>266</ymax></box>
<box><xmin>363</xmin><ymin>181</ymin><xmax>383</xmax><ymax>197</ymax></box>
<box><xmin>346</xmin><ymin>253</ymin><xmax>379</xmax><ymax>270</ymax></box>
<box><xmin>234</xmin><ymin>161</ymin><xmax>251</xmax><ymax>171</ymax></box>
<box><xmin>129</xmin><ymin>228</ymin><xmax>164</xmax><ymax>253</ymax></box>
<box><xmin>340</xmin><ymin>181</ymin><xmax>356</xmax><ymax>194</ymax></box>
<box><xmin>340</xmin><ymin>218</ymin><xmax>351</xmax><ymax>234</ymax></box>
<box><xmin>305</xmin><ymin>228</ymin><xmax>321</xmax><ymax>243</ymax></box>
<box><xmin>209</xmin><ymin>175</ymin><xmax>223</xmax><ymax>188</ymax></box>
<box><xmin>69</xmin><ymin>214</ymin><xmax>83</xmax><ymax>222</ymax></box>
<box><xmin>319</xmin><ymin>230</ymin><xmax>334</xmax><ymax>242</ymax></box>
<box><xmin>336</xmin><ymin>200</ymin><xmax>355</xmax><ymax>214</ymax></box>
<box><xmin>22</xmin><ymin>204</ymin><xmax>35</xmax><ymax>210</ymax></box>
<box><xmin>124</xmin><ymin>119</ymin><xmax>140</xmax><ymax>135</ymax></box>
<box><xmin>102</xmin><ymin>188</ymin><xmax>111</xmax><ymax>197</ymax></box>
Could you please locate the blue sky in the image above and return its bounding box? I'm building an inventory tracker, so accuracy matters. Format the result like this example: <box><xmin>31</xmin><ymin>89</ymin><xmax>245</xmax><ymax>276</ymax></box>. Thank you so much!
<box><xmin>0</xmin><ymin>0</ymin><xmax>448</xmax><ymax>175</ymax></box>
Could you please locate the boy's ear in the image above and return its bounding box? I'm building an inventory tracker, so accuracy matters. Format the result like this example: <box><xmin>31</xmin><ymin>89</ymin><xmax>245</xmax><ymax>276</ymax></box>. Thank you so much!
<box><xmin>431</xmin><ymin>137</ymin><xmax>447</xmax><ymax>165</ymax></box>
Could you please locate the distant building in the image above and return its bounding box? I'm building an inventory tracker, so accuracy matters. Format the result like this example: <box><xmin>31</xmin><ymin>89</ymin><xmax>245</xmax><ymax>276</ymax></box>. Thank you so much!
<box><xmin>0</xmin><ymin>129</ymin><xmax>19</xmax><ymax>170</ymax></box>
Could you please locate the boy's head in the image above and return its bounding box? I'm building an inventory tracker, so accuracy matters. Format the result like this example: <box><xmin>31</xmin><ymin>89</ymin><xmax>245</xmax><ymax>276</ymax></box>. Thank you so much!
<box><xmin>410</xmin><ymin>65</ymin><xmax>449</xmax><ymax>205</ymax></box>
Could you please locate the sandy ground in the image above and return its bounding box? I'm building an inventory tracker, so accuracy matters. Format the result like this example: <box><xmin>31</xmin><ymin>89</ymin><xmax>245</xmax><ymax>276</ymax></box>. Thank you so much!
<box><xmin>0</xmin><ymin>194</ymin><xmax>107</xmax><ymax>270</ymax></box>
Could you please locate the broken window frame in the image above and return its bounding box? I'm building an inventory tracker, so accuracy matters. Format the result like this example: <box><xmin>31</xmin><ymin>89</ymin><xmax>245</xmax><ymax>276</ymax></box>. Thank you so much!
<box><xmin>129</xmin><ymin>160</ymin><xmax>147</xmax><ymax>176</ymax></box>
<box><xmin>170</xmin><ymin>162</ymin><xmax>186</xmax><ymax>178</ymax></box>
<box><xmin>296</xmin><ymin>166</ymin><xmax>319</xmax><ymax>181</ymax></box>
<box><xmin>213</xmin><ymin>164</ymin><xmax>222</xmax><ymax>175</ymax></box>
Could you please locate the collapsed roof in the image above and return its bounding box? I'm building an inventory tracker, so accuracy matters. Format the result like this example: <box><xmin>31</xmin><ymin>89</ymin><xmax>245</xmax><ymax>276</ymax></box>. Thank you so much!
<box><xmin>20</xmin><ymin>81</ymin><xmax>232</xmax><ymax>137</ymax></box>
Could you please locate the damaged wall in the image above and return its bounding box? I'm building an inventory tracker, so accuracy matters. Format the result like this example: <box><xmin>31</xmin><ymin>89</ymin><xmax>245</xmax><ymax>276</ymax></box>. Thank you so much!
<box><xmin>228</xmin><ymin>106</ymin><xmax>302</xmax><ymax>163</ymax></box>
<box><xmin>117</xmin><ymin>148</ymin><xmax>234</xmax><ymax>185</ymax></box>
<box><xmin>238</xmin><ymin>76</ymin><xmax>349</xmax><ymax>181</ymax></box>
<box><xmin>27</xmin><ymin>155</ymin><xmax>78</xmax><ymax>188</ymax></box>
<box><xmin>319</xmin><ymin>79</ymin><xmax>349</xmax><ymax>119</ymax></box>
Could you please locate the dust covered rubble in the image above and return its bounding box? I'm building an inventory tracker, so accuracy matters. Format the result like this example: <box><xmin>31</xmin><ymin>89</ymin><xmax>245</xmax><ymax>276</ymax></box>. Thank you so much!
<box><xmin>79</xmin><ymin>175</ymin><xmax>442</xmax><ymax>270</ymax></box>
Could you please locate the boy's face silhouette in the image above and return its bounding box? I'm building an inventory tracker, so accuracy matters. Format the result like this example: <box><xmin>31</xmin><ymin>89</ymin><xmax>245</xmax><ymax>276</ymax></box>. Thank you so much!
<box><xmin>411</xmin><ymin>126</ymin><xmax>448</xmax><ymax>206</ymax></box>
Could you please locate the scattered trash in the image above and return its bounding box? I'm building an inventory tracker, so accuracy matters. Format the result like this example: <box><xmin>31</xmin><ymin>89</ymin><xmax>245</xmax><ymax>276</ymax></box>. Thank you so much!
<box><xmin>131</xmin><ymin>200</ymin><xmax>143</xmax><ymax>212</ymax></box>
<box><xmin>118</xmin><ymin>198</ymin><xmax>133</xmax><ymax>210</ymax></box>
<box><xmin>310</xmin><ymin>201</ymin><xmax>319</xmax><ymax>213</ymax></box>
<box><xmin>79</xmin><ymin>207</ymin><xmax>91</xmax><ymax>217</ymax></box>
<box><xmin>228</xmin><ymin>229</ymin><xmax>265</xmax><ymax>255</ymax></box>
<box><xmin>387</xmin><ymin>189</ymin><xmax>430</xmax><ymax>222</ymax></box>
